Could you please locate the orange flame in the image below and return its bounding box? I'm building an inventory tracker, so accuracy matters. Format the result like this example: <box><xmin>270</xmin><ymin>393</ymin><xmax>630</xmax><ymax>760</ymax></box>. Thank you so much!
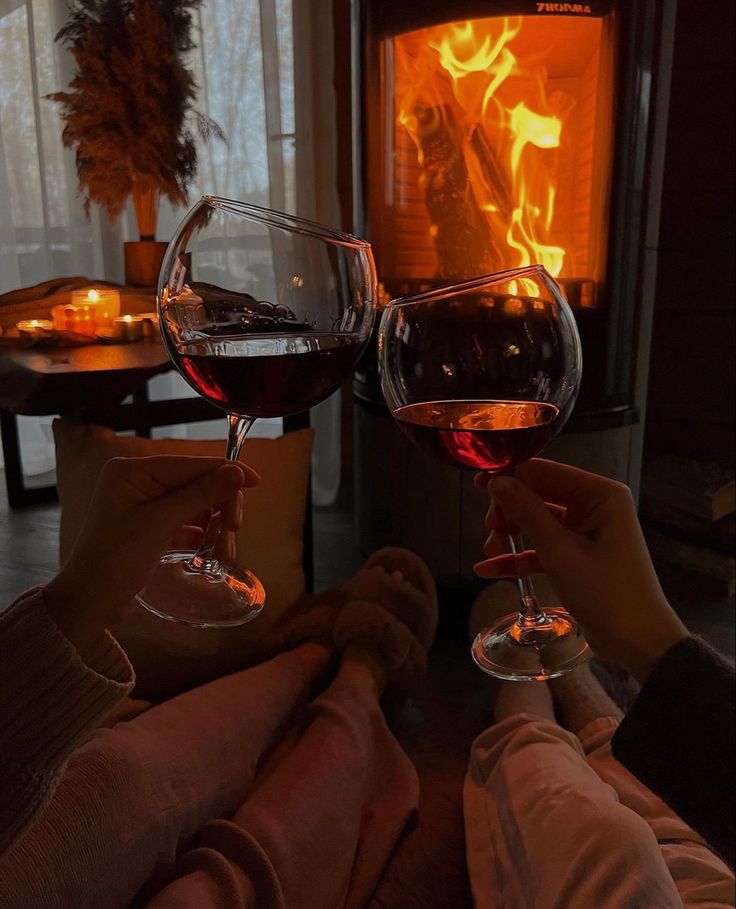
<box><xmin>395</xmin><ymin>17</ymin><xmax>569</xmax><ymax>279</ymax></box>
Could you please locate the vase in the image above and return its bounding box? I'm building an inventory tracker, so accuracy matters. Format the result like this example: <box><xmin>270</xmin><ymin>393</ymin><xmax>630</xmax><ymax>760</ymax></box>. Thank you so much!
<box><xmin>125</xmin><ymin>181</ymin><xmax>167</xmax><ymax>287</ymax></box>
<box><xmin>132</xmin><ymin>180</ymin><xmax>159</xmax><ymax>241</ymax></box>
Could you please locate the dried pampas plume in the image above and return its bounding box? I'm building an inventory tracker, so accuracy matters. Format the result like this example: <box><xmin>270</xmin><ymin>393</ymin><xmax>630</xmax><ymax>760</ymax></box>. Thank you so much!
<box><xmin>47</xmin><ymin>0</ymin><xmax>225</xmax><ymax>223</ymax></box>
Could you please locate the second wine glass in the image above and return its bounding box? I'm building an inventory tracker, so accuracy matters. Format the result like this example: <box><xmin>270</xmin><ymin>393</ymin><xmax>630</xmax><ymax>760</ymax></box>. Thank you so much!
<box><xmin>378</xmin><ymin>265</ymin><xmax>589</xmax><ymax>680</ymax></box>
<box><xmin>136</xmin><ymin>197</ymin><xmax>376</xmax><ymax>627</ymax></box>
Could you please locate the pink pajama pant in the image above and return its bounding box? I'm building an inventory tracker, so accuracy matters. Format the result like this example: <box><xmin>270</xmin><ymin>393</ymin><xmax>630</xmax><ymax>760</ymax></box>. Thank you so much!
<box><xmin>465</xmin><ymin>712</ymin><xmax>735</xmax><ymax>909</ymax></box>
<box><xmin>0</xmin><ymin>644</ymin><xmax>418</xmax><ymax>909</ymax></box>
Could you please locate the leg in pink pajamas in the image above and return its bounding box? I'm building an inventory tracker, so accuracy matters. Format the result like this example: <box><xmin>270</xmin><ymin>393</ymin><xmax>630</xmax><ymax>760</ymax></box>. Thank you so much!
<box><xmin>464</xmin><ymin>669</ymin><xmax>734</xmax><ymax>909</ymax></box>
<box><xmin>579</xmin><ymin>715</ymin><xmax>734</xmax><ymax>909</ymax></box>
<box><xmin>146</xmin><ymin>648</ymin><xmax>419</xmax><ymax>909</ymax></box>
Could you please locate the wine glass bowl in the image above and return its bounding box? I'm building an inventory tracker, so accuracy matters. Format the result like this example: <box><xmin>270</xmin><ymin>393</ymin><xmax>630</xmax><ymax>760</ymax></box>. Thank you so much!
<box><xmin>378</xmin><ymin>265</ymin><xmax>589</xmax><ymax>680</ymax></box>
<box><xmin>137</xmin><ymin>197</ymin><xmax>376</xmax><ymax>627</ymax></box>
<box><xmin>379</xmin><ymin>267</ymin><xmax>580</xmax><ymax>468</ymax></box>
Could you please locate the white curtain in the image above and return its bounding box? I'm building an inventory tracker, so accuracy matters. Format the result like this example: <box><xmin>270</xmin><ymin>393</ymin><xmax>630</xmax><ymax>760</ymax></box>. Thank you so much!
<box><xmin>0</xmin><ymin>0</ymin><xmax>341</xmax><ymax>504</ymax></box>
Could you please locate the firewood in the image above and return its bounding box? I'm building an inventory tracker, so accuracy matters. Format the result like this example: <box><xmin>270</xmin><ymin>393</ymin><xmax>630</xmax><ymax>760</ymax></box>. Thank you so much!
<box><xmin>641</xmin><ymin>500</ymin><xmax>735</xmax><ymax>556</ymax></box>
<box><xmin>645</xmin><ymin>526</ymin><xmax>735</xmax><ymax>601</ymax></box>
<box><xmin>468</xmin><ymin>123</ymin><xmax>513</xmax><ymax>222</ymax></box>
<box><xmin>413</xmin><ymin>104</ymin><xmax>500</xmax><ymax>280</ymax></box>
<box><xmin>641</xmin><ymin>454</ymin><xmax>735</xmax><ymax>522</ymax></box>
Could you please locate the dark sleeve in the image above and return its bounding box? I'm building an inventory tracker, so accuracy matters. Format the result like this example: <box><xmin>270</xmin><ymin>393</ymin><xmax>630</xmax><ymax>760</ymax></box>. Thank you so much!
<box><xmin>612</xmin><ymin>636</ymin><xmax>734</xmax><ymax>865</ymax></box>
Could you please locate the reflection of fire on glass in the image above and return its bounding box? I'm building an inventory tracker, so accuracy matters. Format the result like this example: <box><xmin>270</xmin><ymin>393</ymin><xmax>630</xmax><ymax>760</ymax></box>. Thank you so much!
<box><xmin>384</xmin><ymin>15</ymin><xmax>616</xmax><ymax>305</ymax></box>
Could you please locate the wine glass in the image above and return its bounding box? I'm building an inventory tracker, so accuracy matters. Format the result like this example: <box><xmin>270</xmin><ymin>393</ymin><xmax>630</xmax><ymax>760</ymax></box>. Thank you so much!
<box><xmin>136</xmin><ymin>196</ymin><xmax>376</xmax><ymax>627</ymax></box>
<box><xmin>378</xmin><ymin>265</ymin><xmax>589</xmax><ymax>680</ymax></box>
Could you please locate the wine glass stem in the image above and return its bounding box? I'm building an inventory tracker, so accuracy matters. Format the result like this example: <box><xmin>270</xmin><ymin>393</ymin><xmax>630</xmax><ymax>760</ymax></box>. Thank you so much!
<box><xmin>189</xmin><ymin>414</ymin><xmax>253</xmax><ymax>572</ymax></box>
<box><xmin>224</xmin><ymin>413</ymin><xmax>253</xmax><ymax>462</ymax></box>
<box><xmin>509</xmin><ymin>532</ymin><xmax>551</xmax><ymax>627</ymax></box>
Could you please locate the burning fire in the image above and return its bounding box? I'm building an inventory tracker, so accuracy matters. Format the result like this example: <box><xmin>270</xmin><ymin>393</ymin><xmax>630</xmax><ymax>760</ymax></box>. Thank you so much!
<box><xmin>395</xmin><ymin>17</ymin><xmax>570</xmax><ymax>279</ymax></box>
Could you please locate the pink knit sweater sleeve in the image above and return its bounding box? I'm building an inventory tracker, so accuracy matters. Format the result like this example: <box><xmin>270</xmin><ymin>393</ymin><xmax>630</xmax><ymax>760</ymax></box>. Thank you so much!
<box><xmin>0</xmin><ymin>587</ymin><xmax>134</xmax><ymax>854</ymax></box>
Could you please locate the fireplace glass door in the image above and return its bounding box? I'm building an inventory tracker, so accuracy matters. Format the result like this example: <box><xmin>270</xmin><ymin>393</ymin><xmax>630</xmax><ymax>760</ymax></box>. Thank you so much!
<box><xmin>363</xmin><ymin>8</ymin><xmax>624</xmax><ymax>409</ymax></box>
<box><xmin>372</xmin><ymin>12</ymin><xmax>617</xmax><ymax>302</ymax></box>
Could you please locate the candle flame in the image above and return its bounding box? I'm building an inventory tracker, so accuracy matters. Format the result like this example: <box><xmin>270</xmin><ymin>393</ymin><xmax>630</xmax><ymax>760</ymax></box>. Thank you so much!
<box><xmin>123</xmin><ymin>315</ymin><xmax>133</xmax><ymax>322</ymax></box>
<box><xmin>87</xmin><ymin>289</ymin><xmax>100</xmax><ymax>303</ymax></box>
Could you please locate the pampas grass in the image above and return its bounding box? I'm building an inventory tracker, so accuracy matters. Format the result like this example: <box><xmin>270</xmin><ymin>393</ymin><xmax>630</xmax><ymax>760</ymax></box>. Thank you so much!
<box><xmin>47</xmin><ymin>0</ymin><xmax>224</xmax><ymax>223</ymax></box>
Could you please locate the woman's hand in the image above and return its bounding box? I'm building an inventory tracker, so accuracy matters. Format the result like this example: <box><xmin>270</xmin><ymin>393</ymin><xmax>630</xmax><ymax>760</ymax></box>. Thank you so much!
<box><xmin>474</xmin><ymin>459</ymin><xmax>689</xmax><ymax>682</ymax></box>
<box><xmin>44</xmin><ymin>456</ymin><xmax>259</xmax><ymax>654</ymax></box>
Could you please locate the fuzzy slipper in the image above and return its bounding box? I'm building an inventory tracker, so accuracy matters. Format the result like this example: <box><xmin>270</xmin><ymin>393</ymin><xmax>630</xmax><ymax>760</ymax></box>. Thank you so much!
<box><xmin>333</xmin><ymin>600</ymin><xmax>429</xmax><ymax>724</ymax></box>
<box><xmin>333</xmin><ymin>600</ymin><xmax>428</xmax><ymax>683</ymax></box>
<box><xmin>341</xmin><ymin>547</ymin><xmax>438</xmax><ymax>652</ymax></box>
<box><xmin>333</xmin><ymin>550</ymin><xmax>438</xmax><ymax>715</ymax></box>
<box><xmin>260</xmin><ymin>547</ymin><xmax>438</xmax><ymax>706</ymax></box>
<box><xmin>257</xmin><ymin>585</ymin><xmax>348</xmax><ymax>658</ymax></box>
<box><xmin>269</xmin><ymin>602</ymin><xmax>342</xmax><ymax>651</ymax></box>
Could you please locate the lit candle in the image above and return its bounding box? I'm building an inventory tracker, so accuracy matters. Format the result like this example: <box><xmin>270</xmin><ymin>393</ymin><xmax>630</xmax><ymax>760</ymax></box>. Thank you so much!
<box><xmin>111</xmin><ymin>314</ymin><xmax>144</xmax><ymax>342</ymax></box>
<box><xmin>51</xmin><ymin>305</ymin><xmax>67</xmax><ymax>331</ymax></box>
<box><xmin>54</xmin><ymin>304</ymin><xmax>98</xmax><ymax>336</ymax></box>
<box><xmin>71</xmin><ymin>288</ymin><xmax>121</xmax><ymax>325</ymax></box>
<box><xmin>16</xmin><ymin>319</ymin><xmax>54</xmax><ymax>338</ymax></box>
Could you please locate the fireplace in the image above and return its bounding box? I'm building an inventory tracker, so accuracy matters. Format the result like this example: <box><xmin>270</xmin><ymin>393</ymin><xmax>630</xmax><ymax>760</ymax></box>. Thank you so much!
<box><xmin>350</xmin><ymin>0</ymin><xmax>677</xmax><ymax>589</ymax></box>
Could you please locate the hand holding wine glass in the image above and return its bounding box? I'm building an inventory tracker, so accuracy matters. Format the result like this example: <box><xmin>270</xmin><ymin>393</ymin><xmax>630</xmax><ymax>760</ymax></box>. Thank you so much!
<box><xmin>44</xmin><ymin>455</ymin><xmax>254</xmax><ymax>655</ymax></box>
<box><xmin>378</xmin><ymin>265</ymin><xmax>589</xmax><ymax>680</ymax></box>
<box><xmin>474</xmin><ymin>460</ymin><xmax>689</xmax><ymax>683</ymax></box>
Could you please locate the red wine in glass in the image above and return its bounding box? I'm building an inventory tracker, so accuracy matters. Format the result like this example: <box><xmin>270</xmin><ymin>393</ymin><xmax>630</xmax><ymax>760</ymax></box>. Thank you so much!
<box><xmin>393</xmin><ymin>400</ymin><xmax>559</xmax><ymax>472</ymax></box>
<box><xmin>175</xmin><ymin>332</ymin><xmax>363</xmax><ymax>418</ymax></box>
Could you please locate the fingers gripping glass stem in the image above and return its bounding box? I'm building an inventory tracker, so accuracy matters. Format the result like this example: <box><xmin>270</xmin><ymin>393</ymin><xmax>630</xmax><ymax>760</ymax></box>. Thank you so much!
<box><xmin>472</xmin><ymin>528</ymin><xmax>589</xmax><ymax>679</ymax></box>
<box><xmin>136</xmin><ymin>410</ymin><xmax>265</xmax><ymax>628</ymax></box>
<box><xmin>189</xmin><ymin>414</ymin><xmax>252</xmax><ymax>574</ymax></box>
<box><xmin>509</xmin><ymin>533</ymin><xmax>550</xmax><ymax>629</ymax></box>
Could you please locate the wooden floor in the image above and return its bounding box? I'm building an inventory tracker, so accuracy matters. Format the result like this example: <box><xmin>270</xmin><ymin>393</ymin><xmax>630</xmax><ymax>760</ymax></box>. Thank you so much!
<box><xmin>0</xmin><ymin>472</ymin><xmax>60</xmax><ymax>602</ymax></box>
<box><xmin>1</xmin><ymin>470</ymin><xmax>733</xmax><ymax>660</ymax></box>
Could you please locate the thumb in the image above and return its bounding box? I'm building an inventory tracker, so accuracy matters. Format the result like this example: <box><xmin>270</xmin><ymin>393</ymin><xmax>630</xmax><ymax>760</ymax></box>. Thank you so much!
<box><xmin>157</xmin><ymin>463</ymin><xmax>245</xmax><ymax>528</ymax></box>
<box><xmin>489</xmin><ymin>476</ymin><xmax>571</xmax><ymax>556</ymax></box>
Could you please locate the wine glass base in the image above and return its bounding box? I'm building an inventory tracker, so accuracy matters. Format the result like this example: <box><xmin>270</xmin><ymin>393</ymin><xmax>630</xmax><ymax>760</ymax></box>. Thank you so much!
<box><xmin>136</xmin><ymin>550</ymin><xmax>266</xmax><ymax>628</ymax></box>
<box><xmin>471</xmin><ymin>607</ymin><xmax>590</xmax><ymax>681</ymax></box>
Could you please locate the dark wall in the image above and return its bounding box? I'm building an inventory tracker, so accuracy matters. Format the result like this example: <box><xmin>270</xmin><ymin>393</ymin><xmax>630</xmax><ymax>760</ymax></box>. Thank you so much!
<box><xmin>644</xmin><ymin>0</ymin><xmax>735</xmax><ymax>467</ymax></box>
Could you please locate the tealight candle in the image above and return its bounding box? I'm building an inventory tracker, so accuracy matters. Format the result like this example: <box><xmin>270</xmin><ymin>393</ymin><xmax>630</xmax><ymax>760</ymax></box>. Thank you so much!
<box><xmin>16</xmin><ymin>319</ymin><xmax>54</xmax><ymax>338</ymax></box>
<box><xmin>52</xmin><ymin>304</ymin><xmax>98</xmax><ymax>336</ymax></box>
<box><xmin>138</xmin><ymin>312</ymin><xmax>160</xmax><ymax>338</ymax></box>
<box><xmin>71</xmin><ymin>288</ymin><xmax>121</xmax><ymax>325</ymax></box>
<box><xmin>111</xmin><ymin>314</ymin><xmax>144</xmax><ymax>342</ymax></box>
<box><xmin>51</xmin><ymin>305</ymin><xmax>67</xmax><ymax>331</ymax></box>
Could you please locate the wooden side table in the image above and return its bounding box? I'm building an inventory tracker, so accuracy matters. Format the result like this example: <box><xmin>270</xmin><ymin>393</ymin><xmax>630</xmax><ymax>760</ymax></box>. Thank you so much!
<box><xmin>0</xmin><ymin>340</ymin><xmax>219</xmax><ymax>507</ymax></box>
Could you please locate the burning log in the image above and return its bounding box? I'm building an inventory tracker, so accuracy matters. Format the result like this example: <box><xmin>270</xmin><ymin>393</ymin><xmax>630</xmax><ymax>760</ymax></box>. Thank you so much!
<box><xmin>414</xmin><ymin>104</ymin><xmax>501</xmax><ymax>280</ymax></box>
<box><xmin>468</xmin><ymin>123</ymin><xmax>513</xmax><ymax>223</ymax></box>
